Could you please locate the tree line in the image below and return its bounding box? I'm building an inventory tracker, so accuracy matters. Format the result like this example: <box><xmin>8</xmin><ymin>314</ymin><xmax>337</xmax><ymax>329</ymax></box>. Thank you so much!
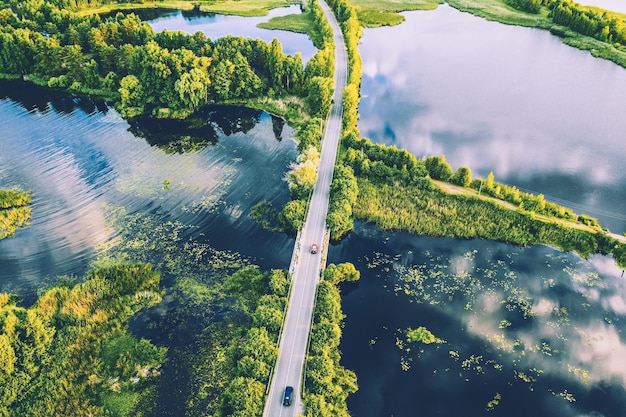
<box><xmin>304</xmin><ymin>263</ymin><xmax>359</xmax><ymax>417</ymax></box>
<box><xmin>335</xmin><ymin>135</ymin><xmax>626</xmax><ymax>268</ymax></box>
<box><xmin>505</xmin><ymin>0</ymin><xmax>626</xmax><ymax>45</ymax></box>
<box><xmin>0</xmin><ymin>0</ymin><xmax>332</xmax><ymax>118</ymax></box>
<box><xmin>322</xmin><ymin>0</ymin><xmax>363</xmax><ymax>240</ymax></box>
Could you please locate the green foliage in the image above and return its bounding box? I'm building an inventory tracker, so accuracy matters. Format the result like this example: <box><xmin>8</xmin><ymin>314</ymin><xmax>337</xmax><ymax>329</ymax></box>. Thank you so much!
<box><xmin>306</xmin><ymin>75</ymin><xmax>334</xmax><ymax>118</ymax></box>
<box><xmin>450</xmin><ymin>166</ymin><xmax>472</xmax><ymax>187</ymax></box>
<box><xmin>0</xmin><ymin>263</ymin><xmax>163</xmax><ymax>417</ymax></box>
<box><xmin>280</xmin><ymin>198</ymin><xmax>308</xmax><ymax>232</ymax></box>
<box><xmin>354</xmin><ymin>175</ymin><xmax>626</xmax><ymax>267</ymax></box>
<box><xmin>505</xmin><ymin>0</ymin><xmax>542</xmax><ymax>14</ymax></box>
<box><xmin>324</xmin><ymin>262</ymin><xmax>360</xmax><ymax>284</ymax></box>
<box><xmin>326</xmin><ymin>165</ymin><xmax>359</xmax><ymax>239</ymax></box>
<box><xmin>0</xmin><ymin>189</ymin><xmax>32</xmax><ymax>240</ymax></box>
<box><xmin>295</xmin><ymin>117</ymin><xmax>323</xmax><ymax>153</ymax></box>
<box><xmin>405</xmin><ymin>326</ymin><xmax>444</xmax><ymax>344</ymax></box>
<box><xmin>577</xmin><ymin>213</ymin><xmax>601</xmax><ymax>228</ymax></box>
<box><xmin>424</xmin><ymin>155</ymin><xmax>453</xmax><ymax>180</ymax></box>
<box><xmin>0</xmin><ymin>2</ymin><xmax>310</xmax><ymax>119</ymax></box>
<box><xmin>222</xmin><ymin>376</ymin><xmax>266</xmax><ymax>417</ymax></box>
<box><xmin>250</xmin><ymin>200</ymin><xmax>282</xmax><ymax>231</ymax></box>
<box><xmin>287</xmin><ymin>146</ymin><xmax>320</xmax><ymax>199</ymax></box>
<box><xmin>550</xmin><ymin>0</ymin><xmax>626</xmax><ymax>45</ymax></box>
<box><xmin>305</xmin><ymin>280</ymin><xmax>358</xmax><ymax>415</ymax></box>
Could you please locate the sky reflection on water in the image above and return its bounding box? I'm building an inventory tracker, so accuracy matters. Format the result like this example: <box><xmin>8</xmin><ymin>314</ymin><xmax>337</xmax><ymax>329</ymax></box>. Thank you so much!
<box><xmin>0</xmin><ymin>81</ymin><xmax>296</xmax><ymax>297</ymax></box>
<box><xmin>358</xmin><ymin>5</ymin><xmax>626</xmax><ymax>234</ymax></box>
<box><xmin>333</xmin><ymin>223</ymin><xmax>626</xmax><ymax>417</ymax></box>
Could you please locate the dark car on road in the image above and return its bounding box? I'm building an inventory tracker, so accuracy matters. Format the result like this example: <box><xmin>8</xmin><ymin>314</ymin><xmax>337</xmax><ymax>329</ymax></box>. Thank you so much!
<box><xmin>283</xmin><ymin>386</ymin><xmax>294</xmax><ymax>406</ymax></box>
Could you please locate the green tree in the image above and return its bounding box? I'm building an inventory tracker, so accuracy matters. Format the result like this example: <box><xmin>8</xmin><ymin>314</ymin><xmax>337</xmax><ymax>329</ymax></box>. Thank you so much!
<box><xmin>118</xmin><ymin>74</ymin><xmax>144</xmax><ymax>116</ymax></box>
<box><xmin>175</xmin><ymin>67</ymin><xmax>210</xmax><ymax>111</ymax></box>
<box><xmin>424</xmin><ymin>155</ymin><xmax>453</xmax><ymax>181</ymax></box>
<box><xmin>223</xmin><ymin>377</ymin><xmax>266</xmax><ymax>417</ymax></box>
<box><xmin>306</xmin><ymin>76</ymin><xmax>334</xmax><ymax>117</ymax></box>
<box><xmin>280</xmin><ymin>198</ymin><xmax>307</xmax><ymax>232</ymax></box>
<box><xmin>324</xmin><ymin>262</ymin><xmax>360</xmax><ymax>284</ymax></box>
<box><xmin>450</xmin><ymin>166</ymin><xmax>472</xmax><ymax>187</ymax></box>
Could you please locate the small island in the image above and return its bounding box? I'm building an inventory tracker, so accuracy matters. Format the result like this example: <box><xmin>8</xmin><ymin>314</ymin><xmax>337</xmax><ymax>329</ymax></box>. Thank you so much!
<box><xmin>0</xmin><ymin>189</ymin><xmax>32</xmax><ymax>240</ymax></box>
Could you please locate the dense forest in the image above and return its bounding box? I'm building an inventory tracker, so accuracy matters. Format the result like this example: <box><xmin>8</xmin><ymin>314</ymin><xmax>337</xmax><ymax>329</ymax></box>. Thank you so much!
<box><xmin>0</xmin><ymin>0</ymin><xmax>334</xmax><ymax>119</ymax></box>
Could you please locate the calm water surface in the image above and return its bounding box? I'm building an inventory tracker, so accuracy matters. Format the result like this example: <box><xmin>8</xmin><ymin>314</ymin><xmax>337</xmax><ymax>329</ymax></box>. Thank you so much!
<box><xmin>332</xmin><ymin>223</ymin><xmax>626</xmax><ymax>417</ymax></box>
<box><xmin>139</xmin><ymin>4</ymin><xmax>317</xmax><ymax>62</ymax></box>
<box><xmin>0</xmin><ymin>81</ymin><xmax>296</xmax><ymax>298</ymax></box>
<box><xmin>358</xmin><ymin>5</ymin><xmax>626</xmax><ymax>234</ymax></box>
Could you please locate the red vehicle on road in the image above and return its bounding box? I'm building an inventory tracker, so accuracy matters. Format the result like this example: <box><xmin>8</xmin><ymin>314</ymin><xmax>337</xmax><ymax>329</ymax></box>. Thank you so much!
<box><xmin>310</xmin><ymin>243</ymin><xmax>318</xmax><ymax>254</ymax></box>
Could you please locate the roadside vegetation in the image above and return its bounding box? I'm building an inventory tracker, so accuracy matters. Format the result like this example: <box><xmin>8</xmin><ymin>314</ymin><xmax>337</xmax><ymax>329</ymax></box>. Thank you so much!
<box><xmin>0</xmin><ymin>189</ymin><xmax>32</xmax><ymax>240</ymax></box>
<box><xmin>304</xmin><ymin>263</ymin><xmax>360</xmax><ymax>417</ymax></box>
<box><xmin>334</xmin><ymin>135</ymin><xmax>626</xmax><ymax>268</ymax></box>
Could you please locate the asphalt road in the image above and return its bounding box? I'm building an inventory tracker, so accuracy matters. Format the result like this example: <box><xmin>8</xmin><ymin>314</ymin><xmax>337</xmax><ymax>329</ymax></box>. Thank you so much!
<box><xmin>262</xmin><ymin>1</ymin><xmax>348</xmax><ymax>416</ymax></box>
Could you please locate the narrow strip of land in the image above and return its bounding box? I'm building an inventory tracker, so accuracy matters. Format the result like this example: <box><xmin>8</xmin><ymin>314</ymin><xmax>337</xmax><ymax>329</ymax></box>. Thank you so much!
<box><xmin>262</xmin><ymin>1</ymin><xmax>347</xmax><ymax>415</ymax></box>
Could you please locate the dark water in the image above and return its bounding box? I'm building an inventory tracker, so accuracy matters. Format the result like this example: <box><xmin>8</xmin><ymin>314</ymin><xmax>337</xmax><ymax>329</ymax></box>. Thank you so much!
<box><xmin>0</xmin><ymin>80</ymin><xmax>296</xmax><ymax>298</ymax></box>
<box><xmin>331</xmin><ymin>222</ymin><xmax>626</xmax><ymax>417</ymax></box>
<box><xmin>358</xmin><ymin>5</ymin><xmax>626</xmax><ymax>234</ymax></box>
<box><xmin>134</xmin><ymin>4</ymin><xmax>317</xmax><ymax>62</ymax></box>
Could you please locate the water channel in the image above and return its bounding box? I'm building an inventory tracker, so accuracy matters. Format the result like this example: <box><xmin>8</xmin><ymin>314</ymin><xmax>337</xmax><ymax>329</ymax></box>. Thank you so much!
<box><xmin>1</xmin><ymin>4</ymin><xmax>625</xmax><ymax>416</ymax></box>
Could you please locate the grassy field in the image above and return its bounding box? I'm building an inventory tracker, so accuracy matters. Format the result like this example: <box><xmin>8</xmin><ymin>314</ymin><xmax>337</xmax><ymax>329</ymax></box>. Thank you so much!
<box><xmin>77</xmin><ymin>0</ymin><xmax>298</xmax><ymax>17</ymax></box>
<box><xmin>351</xmin><ymin>0</ymin><xmax>442</xmax><ymax>26</ymax></box>
<box><xmin>258</xmin><ymin>8</ymin><xmax>326</xmax><ymax>47</ymax></box>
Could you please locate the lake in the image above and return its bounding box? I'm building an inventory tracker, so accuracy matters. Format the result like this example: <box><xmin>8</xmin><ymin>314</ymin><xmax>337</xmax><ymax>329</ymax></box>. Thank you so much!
<box><xmin>357</xmin><ymin>4</ymin><xmax>626</xmax><ymax>235</ymax></box>
<box><xmin>332</xmin><ymin>222</ymin><xmax>626</xmax><ymax>417</ymax></box>
<box><xmin>131</xmin><ymin>4</ymin><xmax>317</xmax><ymax>62</ymax></box>
<box><xmin>1</xmin><ymin>3</ymin><xmax>626</xmax><ymax>417</ymax></box>
<box><xmin>0</xmin><ymin>80</ymin><xmax>297</xmax><ymax>299</ymax></box>
<box><xmin>340</xmin><ymin>4</ymin><xmax>626</xmax><ymax>417</ymax></box>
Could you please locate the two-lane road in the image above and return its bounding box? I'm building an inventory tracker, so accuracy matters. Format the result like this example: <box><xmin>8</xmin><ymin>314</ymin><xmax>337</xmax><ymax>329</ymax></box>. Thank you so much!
<box><xmin>262</xmin><ymin>0</ymin><xmax>347</xmax><ymax>416</ymax></box>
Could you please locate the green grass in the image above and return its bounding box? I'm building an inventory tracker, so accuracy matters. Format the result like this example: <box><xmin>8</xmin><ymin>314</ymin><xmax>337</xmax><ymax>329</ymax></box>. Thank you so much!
<box><xmin>198</xmin><ymin>0</ymin><xmax>297</xmax><ymax>16</ymax></box>
<box><xmin>353</xmin><ymin>176</ymin><xmax>626</xmax><ymax>267</ymax></box>
<box><xmin>76</xmin><ymin>0</ymin><xmax>298</xmax><ymax>17</ymax></box>
<box><xmin>227</xmin><ymin>95</ymin><xmax>309</xmax><ymax>124</ymax></box>
<box><xmin>351</xmin><ymin>0</ymin><xmax>442</xmax><ymax>26</ymax></box>
<box><xmin>258</xmin><ymin>9</ymin><xmax>326</xmax><ymax>47</ymax></box>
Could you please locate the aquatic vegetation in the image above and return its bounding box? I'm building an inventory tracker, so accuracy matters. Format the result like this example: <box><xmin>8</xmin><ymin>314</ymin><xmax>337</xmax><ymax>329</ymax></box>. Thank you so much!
<box><xmin>404</xmin><ymin>326</ymin><xmax>445</xmax><ymax>345</ymax></box>
<box><xmin>0</xmin><ymin>189</ymin><xmax>32</xmax><ymax>240</ymax></box>
<box><xmin>98</xmin><ymin>206</ymin><xmax>248</xmax><ymax>283</ymax></box>
<box><xmin>485</xmin><ymin>392</ymin><xmax>501</xmax><ymax>412</ymax></box>
<box><xmin>382</xmin><ymin>243</ymin><xmax>626</xmax><ymax>412</ymax></box>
